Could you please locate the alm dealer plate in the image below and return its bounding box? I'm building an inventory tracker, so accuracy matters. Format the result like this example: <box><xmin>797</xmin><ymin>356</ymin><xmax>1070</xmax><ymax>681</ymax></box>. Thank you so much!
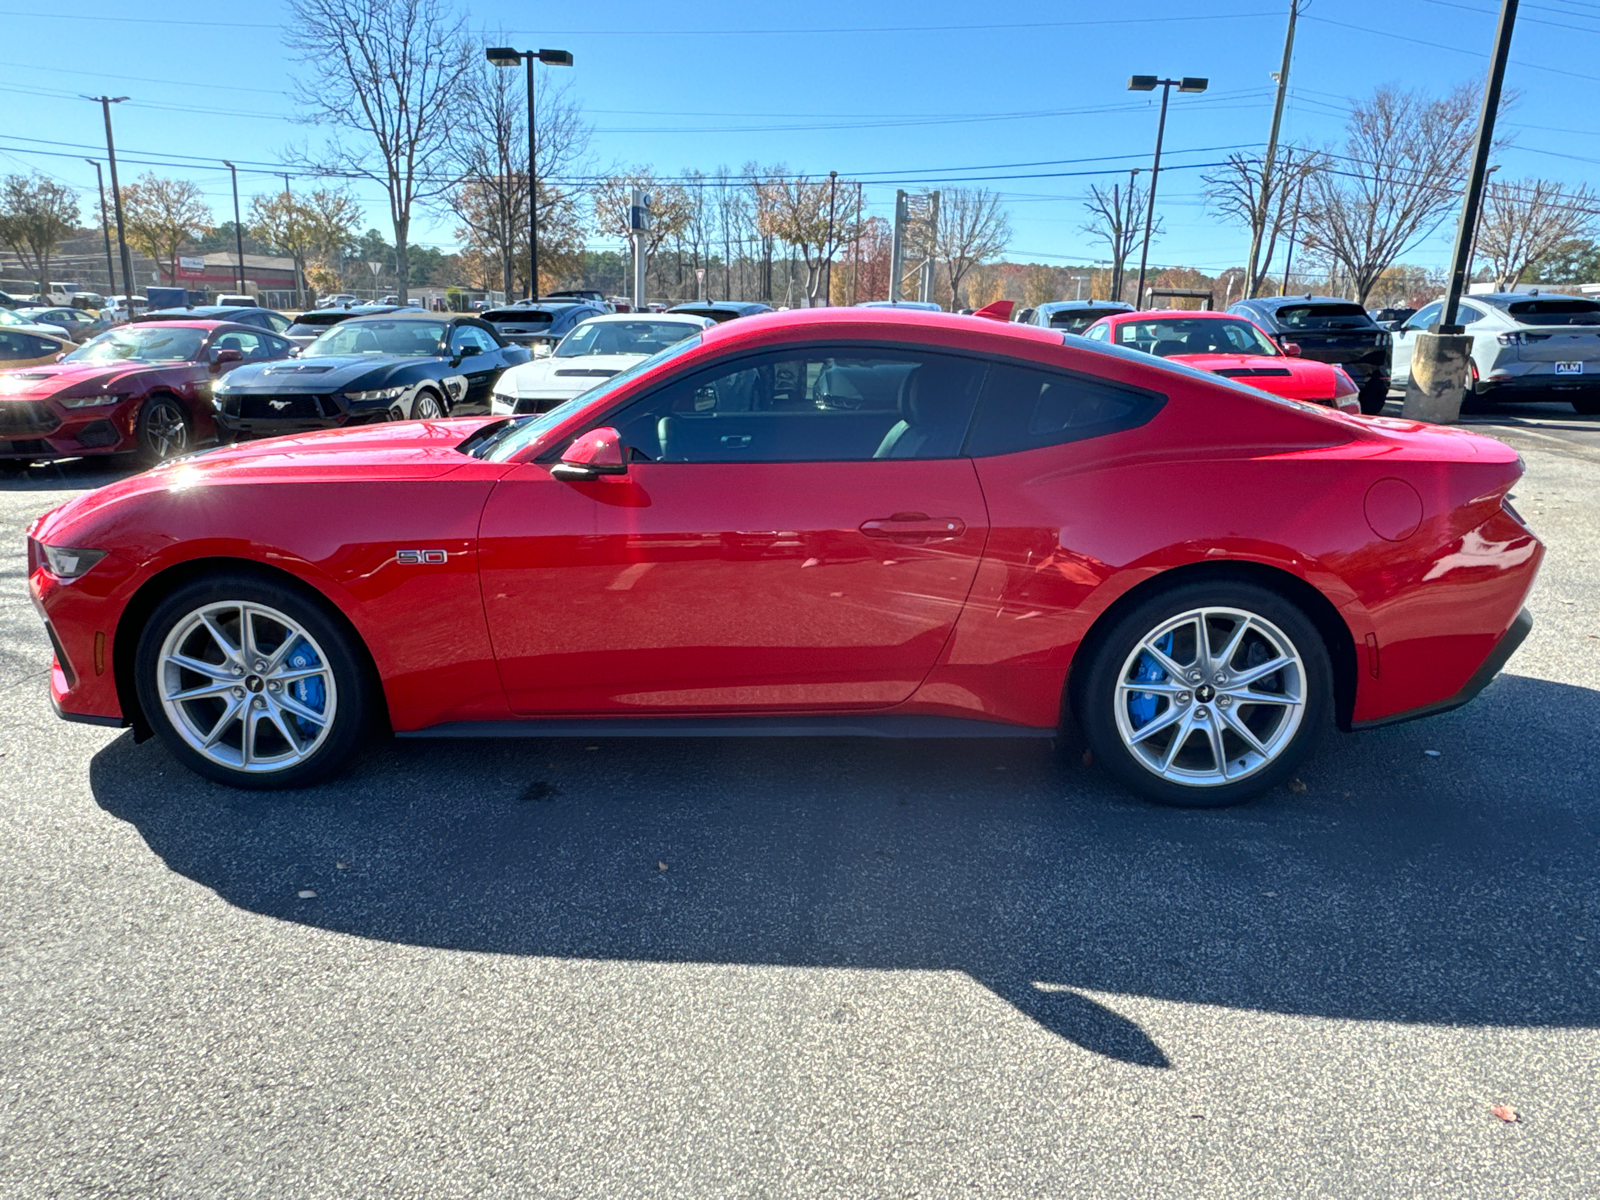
<box><xmin>1554</xmin><ymin>361</ymin><xmax>1584</xmax><ymax>375</ymax></box>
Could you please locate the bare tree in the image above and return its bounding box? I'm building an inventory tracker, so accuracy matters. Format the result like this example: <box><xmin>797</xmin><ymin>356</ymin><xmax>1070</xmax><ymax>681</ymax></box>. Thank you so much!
<box><xmin>1475</xmin><ymin>178</ymin><xmax>1600</xmax><ymax>291</ymax></box>
<box><xmin>934</xmin><ymin>187</ymin><xmax>1010</xmax><ymax>308</ymax></box>
<box><xmin>592</xmin><ymin>168</ymin><xmax>692</xmax><ymax>293</ymax></box>
<box><xmin>119</xmin><ymin>174</ymin><xmax>212</xmax><ymax>287</ymax></box>
<box><xmin>1298</xmin><ymin>83</ymin><xmax>1507</xmax><ymax>303</ymax></box>
<box><xmin>1081</xmin><ymin>178</ymin><xmax>1153</xmax><ymax>304</ymax></box>
<box><xmin>285</xmin><ymin>0</ymin><xmax>471</xmax><ymax>304</ymax></box>
<box><xmin>0</xmin><ymin>173</ymin><xmax>79</xmax><ymax>296</ymax></box>
<box><xmin>1203</xmin><ymin>148</ymin><xmax>1322</xmax><ymax>297</ymax></box>
<box><xmin>754</xmin><ymin>172</ymin><xmax>855</xmax><ymax>306</ymax></box>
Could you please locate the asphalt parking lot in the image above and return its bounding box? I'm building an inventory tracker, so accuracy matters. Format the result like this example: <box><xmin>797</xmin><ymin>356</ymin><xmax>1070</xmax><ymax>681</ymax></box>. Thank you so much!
<box><xmin>1</xmin><ymin>402</ymin><xmax>1597</xmax><ymax>1197</ymax></box>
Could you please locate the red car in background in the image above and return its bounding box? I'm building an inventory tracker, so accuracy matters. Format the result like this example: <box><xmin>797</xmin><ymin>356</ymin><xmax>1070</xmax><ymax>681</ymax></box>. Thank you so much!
<box><xmin>1082</xmin><ymin>309</ymin><xmax>1363</xmax><ymax>413</ymax></box>
<box><xmin>0</xmin><ymin>321</ymin><xmax>294</xmax><ymax>467</ymax></box>
<box><xmin>27</xmin><ymin>309</ymin><xmax>1539</xmax><ymax>807</ymax></box>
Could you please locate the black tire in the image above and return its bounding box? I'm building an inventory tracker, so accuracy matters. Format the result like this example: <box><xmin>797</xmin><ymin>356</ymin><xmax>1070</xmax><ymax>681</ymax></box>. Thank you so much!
<box><xmin>134</xmin><ymin>572</ymin><xmax>370</xmax><ymax>789</ymax></box>
<box><xmin>1460</xmin><ymin>389</ymin><xmax>1497</xmax><ymax>415</ymax></box>
<box><xmin>0</xmin><ymin>459</ymin><xmax>28</xmax><ymax>474</ymax></box>
<box><xmin>412</xmin><ymin>388</ymin><xmax>446</xmax><ymax>419</ymax></box>
<box><xmin>1072</xmin><ymin>579</ymin><xmax>1334</xmax><ymax>808</ymax></box>
<box><xmin>1571</xmin><ymin>397</ymin><xmax>1600</xmax><ymax>416</ymax></box>
<box><xmin>135</xmin><ymin>394</ymin><xmax>192</xmax><ymax>464</ymax></box>
<box><xmin>1357</xmin><ymin>382</ymin><xmax>1389</xmax><ymax>415</ymax></box>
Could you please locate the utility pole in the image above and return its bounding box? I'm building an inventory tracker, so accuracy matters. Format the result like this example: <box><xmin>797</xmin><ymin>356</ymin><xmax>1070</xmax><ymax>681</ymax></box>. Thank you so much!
<box><xmin>822</xmin><ymin>171</ymin><xmax>838</xmax><ymax>306</ymax></box>
<box><xmin>851</xmin><ymin>181</ymin><xmax>863</xmax><ymax>305</ymax></box>
<box><xmin>1281</xmin><ymin>172</ymin><xmax>1305</xmax><ymax>295</ymax></box>
<box><xmin>85</xmin><ymin>159</ymin><xmax>117</xmax><ymax>298</ymax></box>
<box><xmin>1110</xmin><ymin>167</ymin><xmax>1139</xmax><ymax>303</ymax></box>
<box><xmin>1247</xmin><ymin>0</ymin><xmax>1300</xmax><ymax>298</ymax></box>
<box><xmin>222</xmin><ymin>161</ymin><xmax>245</xmax><ymax>294</ymax></box>
<box><xmin>86</xmin><ymin>97</ymin><xmax>135</xmax><ymax>308</ymax></box>
<box><xmin>281</xmin><ymin>173</ymin><xmax>305</xmax><ymax>308</ymax></box>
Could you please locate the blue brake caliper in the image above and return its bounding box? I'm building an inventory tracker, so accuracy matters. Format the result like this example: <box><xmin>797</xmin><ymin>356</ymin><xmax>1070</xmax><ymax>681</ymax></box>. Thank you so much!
<box><xmin>285</xmin><ymin>638</ymin><xmax>326</xmax><ymax>739</ymax></box>
<box><xmin>1127</xmin><ymin>632</ymin><xmax>1174</xmax><ymax>729</ymax></box>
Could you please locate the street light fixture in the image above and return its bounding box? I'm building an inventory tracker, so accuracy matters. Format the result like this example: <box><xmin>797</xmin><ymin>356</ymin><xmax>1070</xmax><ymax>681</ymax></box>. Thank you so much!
<box><xmin>84</xmin><ymin>159</ymin><xmax>117</xmax><ymax>299</ymax></box>
<box><xmin>485</xmin><ymin>46</ymin><xmax>574</xmax><ymax>300</ymax></box>
<box><xmin>1126</xmin><ymin>74</ymin><xmax>1208</xmax><ymax>307</ymax></box>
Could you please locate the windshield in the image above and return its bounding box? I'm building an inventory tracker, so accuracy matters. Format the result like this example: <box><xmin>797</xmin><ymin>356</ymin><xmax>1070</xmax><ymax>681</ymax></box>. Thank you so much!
<box><xmin>473</xmin><ymin>334</ymin><xmax>704</xmax><ymax>463</ymax></box>
<box><xmin>66</xmin><ymin>327</ymin><xmax>204</xmax><ymax>363</ymax></box>
<box><xmin>305</xmin><ymin>319</ymin><xmax>446</xmax><ymax>357</ymax></box>
<box><xmin>1275</xmin><ymin>303</ymin><xmax>1372</xmax><ymax>331</ymax></box>
<box><xmin>0</xmin><ymin>308</ymin><xmax>28</xmax><ymax>327</ymax></box>
<box><xmin>1115</xmin><ymin>317</ymin><xmax>1280</xmax><ymax>357</ymax></box>
<box><xmin>1505</xmin><ymin>298</ymin><xmax>1600</xmax><ymax>326</ymax></box>
<box><xmin>556</xmin><ymin>320</ymin><xmax>701</xmax><ymax>358</ymax></box>
<box><xmin>1048</xmin><ymin>308</ymin><xmax>1124</xmax><ymax>333</ymax></box>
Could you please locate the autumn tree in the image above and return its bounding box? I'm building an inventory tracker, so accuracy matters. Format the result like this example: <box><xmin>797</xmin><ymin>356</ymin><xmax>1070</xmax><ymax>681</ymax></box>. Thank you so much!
<box><xmin>1299</xmin><ymin>83</ymin><xmax>1506</xmax><ymax>303</ymax></box>
<box><xmin>1022</xmin><ymin>263</ymin><xmax>1056</xmax><ymax>309</ymax></box>
<box><xmin>0</xmin><ymin>173</ymin><xmax>79</xmax><ymax>296</ymax></box>
<box><xmin>592</xmin><ymin>168</ymin><xmax>692</xmax><ymax>297</ymax></box>
<box><xmin>933</xmin><ymin>187</ymin><xmax>1010</xmax><ymax>308</ymax></box>
<box><xmin>250</xmin><ymin>187</ymin><xmax>362</xmax><ymax>303</ymax></box>
<box><xmin>832</xmin><ymin>215</ymin><xmax>891</xmax><ymax>305</ymax></box>
<box><xmin>1475</xmin><ymin>178</ymin><xmax>1600</xmax><ymax>292</ymax></box>
<box><xmin>1082</xmin><ymin>177</ymin><xmax>1151</xmax><ymax>303</ymax></box>
<box><xmin>285</xmin><ymin>0</ymin><xmax>472</xmax><ymax>304</ymax></box>
<box><xmin>119</xmin><ymin>174</ymin><xmax>212</xmax><ymax>286</ymax></box>
<box><xmin>754</xmin><ymin>172</ymin><xmax>857</xmax><ymax>306</ymax></box>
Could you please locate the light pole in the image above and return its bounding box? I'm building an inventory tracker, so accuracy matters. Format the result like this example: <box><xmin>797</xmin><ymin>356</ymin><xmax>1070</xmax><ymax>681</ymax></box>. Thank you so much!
<box><xmin>486</xmin><ymin>46</ymin><xmax>573</xmax><ymax>301</ymax></box>
<box><xmin>222</xmin><ymin>160</ymin><xmax>245</xmax><ymax>294</ymax></box>
<box><xmin>85</xmin><ymin>159</ymin><xmax>117</xmax><ymax>298</ymax></box>
<box><xmin>85</xmin><ymin>97</ymin><xmax>135</xmax><ymax>309</ymax></box>
<box><xmin>1127</xmin><ymin>74</ymin><xmax>1207</xmax><ymax>308</ymax></box>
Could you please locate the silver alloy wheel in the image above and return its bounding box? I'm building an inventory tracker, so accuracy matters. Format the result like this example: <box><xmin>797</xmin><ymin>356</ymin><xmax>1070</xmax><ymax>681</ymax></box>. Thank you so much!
<box><xmin>156</xmin><ymin>600</ymin><xmax>338</xmax><ymax>774</ymax></box>
<box><xmin>143</xmin><ymin>398</ymin><xmax>189</xmax><ymax>459</ymax></box>
<box><xmin>412</xmin><ymin>391</ymin><xmax>442</xmax><ymax>419</ymax></box>
<box><xmin>1112</xmin><ymin>606</ymin><xmax>1306</xmax><ymax>788</ymax></box>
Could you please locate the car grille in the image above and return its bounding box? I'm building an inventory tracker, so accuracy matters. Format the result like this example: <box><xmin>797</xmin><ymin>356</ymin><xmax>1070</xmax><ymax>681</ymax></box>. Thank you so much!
<box><xmin>239</xmin><ymin>394</ymin><xmax>336</xmax><ymax>419</ymax></box>
<box><xmin>1213</xmin><ymin>367</ymin><xmax>1293</xmax><ymax>378</ymax></box>
<box><xmin>0</xmin><ymin>401</ymin><xmax>62</xmax><ymax>436</ymax></box>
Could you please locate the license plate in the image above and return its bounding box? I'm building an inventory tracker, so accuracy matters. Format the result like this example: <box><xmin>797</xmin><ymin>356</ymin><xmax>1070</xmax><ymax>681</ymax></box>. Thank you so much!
<box><xmin>1555</xmin><ymin>361</ymin><xmax>1584</xmax><ymax>375</ymax></box>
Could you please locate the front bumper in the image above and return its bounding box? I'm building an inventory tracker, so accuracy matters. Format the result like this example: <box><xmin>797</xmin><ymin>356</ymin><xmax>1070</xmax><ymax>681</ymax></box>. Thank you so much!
<box><xmin>214</xmin><ymin>391</ymin><xmax>390</xmax><ymax>441</ymax></box>
<box><xmin>0</xmin><ymin>398</ymin><xmax>140</xmax><ymax>459</ymax></box>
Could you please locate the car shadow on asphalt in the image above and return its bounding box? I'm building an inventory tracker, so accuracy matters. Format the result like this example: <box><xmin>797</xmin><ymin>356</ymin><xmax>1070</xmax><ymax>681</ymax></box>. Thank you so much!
<box><xmin>89</xmin><ymin>673</ymin><xmax>1600</xmax><ymax>1068</ymax></box>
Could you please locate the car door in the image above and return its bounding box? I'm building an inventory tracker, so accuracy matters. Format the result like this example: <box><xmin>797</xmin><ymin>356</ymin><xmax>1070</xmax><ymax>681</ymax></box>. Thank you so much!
<box><xmin>477</xmin><ymin>343</ymin><xmax>993</xmax><ymax>715</ymax></box>
<box><xmin>447</xmin><ymin>322</ymin><xmax>501</xmax><ymax>408</ymax></box>
<box><xmin>1390</xmin><ymin>302</ymin><xmax>1441</xmax><ymax>387</ymax></box>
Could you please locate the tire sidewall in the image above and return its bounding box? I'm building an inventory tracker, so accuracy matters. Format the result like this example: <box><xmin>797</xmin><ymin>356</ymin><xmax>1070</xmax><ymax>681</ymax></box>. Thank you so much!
<box><xmin>1075</xmin><ymin>579</ymin><xmax>1333</xmax><ymax>808</ymax></box>
<box><xmin>133</xmin><ymin>572</ymin><xmax>368</xmax><ymax>790</ymax></box>
<box><xmin>136</xmin><ymin>394</ymin><xmax>191</xmax><ymax>464</ymax></box>
<box><xmin>413</xmin><ymin>388</ymin><xmax>445</xmax><ymax>419</ymax></box>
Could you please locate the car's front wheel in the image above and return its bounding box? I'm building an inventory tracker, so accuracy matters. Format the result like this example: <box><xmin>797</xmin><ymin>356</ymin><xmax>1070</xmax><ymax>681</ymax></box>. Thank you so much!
<box><xmin>412</xmin><ymin>388</ymin><xmax>446</xmax><ymax>419</ymax></box>
<box><xmin>134</xmin><ymin>574</ymin><xmax>370</xmax><ymax>789</ymax></box>
<box><xmin>1357</xmin><ymin>381</ymin><xmax>1389</xmax><ymax>415</ymax></box>
<box><xmin>136</xmin><ymin>395</ymin><xmax>191</xmax><ymax>463</ymax></box>
<box><xmin>1074</xmin><ymin>580</ymin><xmax>1333</xmax><ymax>807</ymax></box>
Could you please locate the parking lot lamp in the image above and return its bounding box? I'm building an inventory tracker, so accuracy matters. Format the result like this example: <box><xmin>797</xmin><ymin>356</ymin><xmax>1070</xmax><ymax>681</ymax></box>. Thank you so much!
<box><xmin>85</xmin><ymin>159</ymin><xmax>117</xmax><ymax>298</ymax></box>
<box><xmin>85</xmin><ymin>97</ymin><xmax>135</xmax><ymax>309</ymax></box>
<box><xmin>1127</xmin><ymin>75</ymin><xmax>1207</xmax><ymax>307</ymax></box>
<box><xmin>486</xmin><ymin>46</ymin><xmax>574</xmax><ymax>301</ymax></box>
<box><xmin>222</xmin><ymin>161</ymin><xmax>245</xmax><ymax>294</ymax></box>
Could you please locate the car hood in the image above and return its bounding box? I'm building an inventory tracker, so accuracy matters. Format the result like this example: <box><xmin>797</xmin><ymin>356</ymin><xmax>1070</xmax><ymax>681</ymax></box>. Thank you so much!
<box><xmin>500</xmin><ymin>353</ymin><xmax>643</xmax><ymax>393</ymax></box>
<box><xmin>30</xmin><ymin>417</ymin><xmax>501</xmax><ymax>547</ymax></box>
<box><xmin>225</xmin><ymin>355</ymin><xmax>434</xmax><ymax>391</ymax></box>
<box><xmin>1170</xmin><ymin>352</ymin><xmax>1338</xmax><ymax>399</ymax></box>
<box><xmin>0</xmin><ymin>360</ymin><xmax>174</xmax><ymax>399</ymax></box>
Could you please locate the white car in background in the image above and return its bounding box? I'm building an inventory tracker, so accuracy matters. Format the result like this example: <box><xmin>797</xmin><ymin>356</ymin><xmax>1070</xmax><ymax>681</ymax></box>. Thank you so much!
<box><xmin>1392</xmin><ymin>291</ymin><xmax>1600</xmax><ymax>414</ymax></box>
<box><xmin>490</xmin><ymin>312</ymin><xmax>714</xmax><ymax>414</ymax></box>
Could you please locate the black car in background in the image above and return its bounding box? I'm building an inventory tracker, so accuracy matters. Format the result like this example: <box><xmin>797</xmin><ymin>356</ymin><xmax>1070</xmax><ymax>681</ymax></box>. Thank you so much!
<box><xmin>212</xmin><ymin>313</ymin><xmax>528</xmax><ymax>441</ymax></box>
<box><xmin>282</xmin><ymin>304</ymin><xmax>409</xmax><ymax>350</ymax></box>
<box><xmin>1228</xmin><ymin>295</ymin><xmax>1392</xmax><ymax>414</ymax></box>
<box><xmin>478</xmin><ymin>300</ymin><xmax>608</xmax><ymax>351</ymax></box>
<box><xmin>667</xmin><ymin>301</ymin><xmax>773</xmax><ymax>323</ymax></box>
<box><xmin>135</xmin><ymin>305</ymin><xmax>294</xmax><ymax>335</ymax></box>
<box><xmin>1029</xmin><ymin>300</ymin><xmax>1136</xmax><ymax>334</ymax></box>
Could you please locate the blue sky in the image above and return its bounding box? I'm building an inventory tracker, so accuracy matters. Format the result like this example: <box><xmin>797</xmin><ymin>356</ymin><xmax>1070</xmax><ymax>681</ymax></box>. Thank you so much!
<box><xmin>4</xmin><ymin>0</ymin><xmax>1598</xmax><ymax>274</ymax></box>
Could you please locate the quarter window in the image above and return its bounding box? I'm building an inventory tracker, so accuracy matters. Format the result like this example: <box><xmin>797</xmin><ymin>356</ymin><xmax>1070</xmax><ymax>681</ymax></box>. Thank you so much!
<box><xmin>964</xmin><ymin>361</ymin><xmax>1162</xmax><ymax>457</ymax></box>
<box><xmin>608</xmin><ymin>346</ymin><xmax>986</xmax><ymax>463</ymax></box>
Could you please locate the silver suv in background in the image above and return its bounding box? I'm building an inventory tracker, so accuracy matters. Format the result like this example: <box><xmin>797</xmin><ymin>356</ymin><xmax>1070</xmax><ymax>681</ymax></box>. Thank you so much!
<box><xmin>1392</xmin><ymin>292</ymin><xmax>1600</xmax><ymax>414</ymax></box>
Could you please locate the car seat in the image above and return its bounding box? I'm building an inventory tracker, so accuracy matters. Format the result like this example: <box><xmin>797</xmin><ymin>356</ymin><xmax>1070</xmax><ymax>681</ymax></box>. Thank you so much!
<box><xmin>1150</xmin><ymin>338</ymin><xmax>1187</xmax><ymax>357</ymax></box>
<box><xmin>873</xmin><ymin>369</ymin><xmax>966</xmax><ymax>459</ymax></box>
<box><xmin>351</xmin><ymin>329</ymin><xmax>381</xmax><ymax>353</ymax></box>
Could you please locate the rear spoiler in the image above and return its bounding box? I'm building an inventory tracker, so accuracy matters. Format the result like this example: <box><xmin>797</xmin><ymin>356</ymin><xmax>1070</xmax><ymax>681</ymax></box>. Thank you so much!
<box><xmin>973</xmin><ymin>299</ymin><xmax>1014</xmax><ymax>322</ymax></box>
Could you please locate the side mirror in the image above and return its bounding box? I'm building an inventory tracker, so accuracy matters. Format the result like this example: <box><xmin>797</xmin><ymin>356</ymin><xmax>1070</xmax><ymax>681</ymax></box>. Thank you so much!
<box><xmin>211</xmin><ymin>347</ymin><xmax>243</xmax><ymax>368</ymax></box>
<box><xmin>1282</xmin><ymin>342</ymin><xmax>1302</xmax><ymax>357</ymax></box>
<box><xmin>456</xmin><ymin>343</ymin><xmax>480</xmax><ymax>358</ymax></box>
<box><xmin>533</xmin><ymin>341</ymin><xmax>554</xmax><ymax>358</ymax></box>
<box><xmin>549</xmin><ymin>426</ymin><xmax>627</xmax><ymax>481</ymax></box>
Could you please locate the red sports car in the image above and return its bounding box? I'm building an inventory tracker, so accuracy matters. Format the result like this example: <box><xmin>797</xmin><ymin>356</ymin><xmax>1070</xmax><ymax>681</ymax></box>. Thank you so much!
<box><xmin>0</xmin><ymin>321</ymin><xmax>294</xmax><ymax>465</ymax></box>
<box><xmin>27</xmin><ymin>309</ymin><xmax>1540</xmax><ymax>806</ymax></box>
<box><xmin>1082</xmin><ymin>309</ymin><xmax>1363</xmax><ymax>413</ymax></box>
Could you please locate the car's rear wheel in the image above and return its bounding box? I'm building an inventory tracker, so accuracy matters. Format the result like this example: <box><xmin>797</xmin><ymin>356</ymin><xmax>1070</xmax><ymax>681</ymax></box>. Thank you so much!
<box><xmin>1357</xmin><ymin>382</ymin><xmax>1389</xmax><ymax>415</ymax></box>
<box><xmin>136</xmin><ymin>395</ymin><xmax>191</xmax><ymax>463</ymax></box>
<box><xmin>134</xmin><ymin>574</ymin><xmax>369</xmax><ymax>789</ymax></box>
<box><xmin>1074</xmin><ymin>581</ymin><xmax>1333</xmax><ymax>807</ymax></box>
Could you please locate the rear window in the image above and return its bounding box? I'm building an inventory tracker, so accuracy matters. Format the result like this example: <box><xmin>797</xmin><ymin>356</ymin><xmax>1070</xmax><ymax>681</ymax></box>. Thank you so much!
<box><xmin>482</xmin><ymin>309</ymin><xmax>555</xmax><ymax>325</ymax></box>
<box><xmin>1275</xmin><ymin>304</ymin><xmax>1373</xmax><ymax>330</ymax></box>
<box><xmin>289</xmin><ymin>312</ymin><xmax>356</xmax><ymax>329</ymax></box>
<box><xmin>1048</xmin><ymin>308</ymin><xmax>1125</xmax><ymax>333</ymax></box>
<box><xmin>1505</xmin><ymin>298</ymin><xmax>1600</xmax><ymax>325</ymax></box>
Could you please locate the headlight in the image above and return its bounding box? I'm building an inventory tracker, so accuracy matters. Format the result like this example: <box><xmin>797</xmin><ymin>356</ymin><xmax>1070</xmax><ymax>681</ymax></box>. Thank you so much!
<box><xmin>40</xmin><ymin>544</ymin><xmax>107</xmax><ymax>579</ymax></box>
<box><xmin>59</xmin><ymin>392</ymin><xmax>128</xmax><ymax>408</ymax></box>
<box><xmin>491</xmin><ymin>389</ymin><xmax>517</xmax><ymax>406</ymax></box>
<box><xmin>346</xmin><ymin>386</ymin><xmax>406</xmax><ymax>402</ymax></box>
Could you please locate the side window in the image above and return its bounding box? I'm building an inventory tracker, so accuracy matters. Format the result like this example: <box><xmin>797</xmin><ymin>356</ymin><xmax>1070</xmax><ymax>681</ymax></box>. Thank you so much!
<box><xmin>1407</xmin><ymin>302</ymin><xmax>1442</xmax><ymax>331</ymax></box>
<box><xmin>1083</xmin><ymin>323</ymin><xmax>1109</xmax><ymax>342</ymax></box>
<box><xmin>260</xmin><ymin>334</ymin><xmax>293</xmax><ymax>359</ymax></box>
<box><xmin>607</xmin><ymin>346</ymin><xmax>986</xmax><ymax>463</ymax></box>
<box><xmin>1458</xmin><ymin>304</ymin><xmax>1486</xmax><ymax>326</ymax></box>
<box><xmin>451</xmin><ymin>324</ymin><xmax>496</xmax><ymax>354</ymax></box>
<box><xmin>264</xmin><ymin>312</ymin><xmax>291</xmax><ymax>333</ymax></box>
<box><xmin>965</xmin><ymin>361</ymin><xmax>1163</xmax><ymax>457</ymax></box>
<box><xmin>213</xmin><ymin>329</ymin><xmax>264</xmax><ymax>359</ymax></box>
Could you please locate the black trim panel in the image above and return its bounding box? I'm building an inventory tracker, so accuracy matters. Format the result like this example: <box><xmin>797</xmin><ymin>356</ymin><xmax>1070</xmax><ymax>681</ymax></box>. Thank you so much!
<box><xmin>399</xmin><ymin>714</ymin><xmax>1057</xmax><ymax>740</ymax></box>
<box><xmin>1352</xmin><ymin>607</ymin><xmax>1532</xmax><ymax>731</ymax></box>
<box><xmin>48</xmin><ymin>692</ymin><xmax>126</xmax><ymax>728</ymax></box>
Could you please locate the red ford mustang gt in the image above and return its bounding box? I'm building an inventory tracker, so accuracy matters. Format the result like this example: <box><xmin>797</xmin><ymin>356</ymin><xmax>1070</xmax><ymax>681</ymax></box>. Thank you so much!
<box><xmin>27</xmin><ymin>308</ymin><xmax>1541</xmax><ymax>806</ymax></box>
<box><xmin>0</xmin><ymin>321</ymin><xmax>293</xmax><ymax>465</ymax></box>
<box><xmin>1082</xmin><ymin>309</ymin><xmax>1363</xmax><ymax>413</ymax></box>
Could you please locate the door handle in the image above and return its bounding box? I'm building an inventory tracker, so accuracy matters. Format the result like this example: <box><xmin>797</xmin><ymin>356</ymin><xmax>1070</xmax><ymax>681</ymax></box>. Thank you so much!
<box><xmin>860</xmin><ymin>513</ymin><xmax>966</xmax><ymax>540</ymax></box>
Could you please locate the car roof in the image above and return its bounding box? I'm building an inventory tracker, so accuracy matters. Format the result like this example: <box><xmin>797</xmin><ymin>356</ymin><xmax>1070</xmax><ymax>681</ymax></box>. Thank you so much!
<box><xmin>1242</xmin><ymin>294</ymin><xmax>1365</xmax><ymax>310</ymax></box>
<box><xmin>1107</xmin><ymin>309</ymin><xmax>1242</xmax><ymax>320</ymax></box>
<box><xmin>1037</xmin><ymin>300</ymin><xmax>1133</xmax><ymax>312</ymax></box>
<box><xmin>671</xmin><ymin>301</ymin><xmax>769</xmax><ymax>312</ymax></box>
<box><xmin>105</xmin><ymin>319</ymin><xmax>240</xmax><ymax>332</ymax></box>
<box><xmin>696</xmin><ymin>305</ymin><xmax>1068</xmax><ymax>353</ymax></box>
<box><xmin>295</xmin><ymin>304</ymin><xmax>406</xmax><ymax>317</ymax></box>
<box><xmin>1467</xmin><ymin>291</ymin><xmax>1594</xmax><ymax>307</ymax></box>
<box><xmin>579</xmin><ymin>311</ymin><xmax>710</xmax><ymax>325</ymax></box>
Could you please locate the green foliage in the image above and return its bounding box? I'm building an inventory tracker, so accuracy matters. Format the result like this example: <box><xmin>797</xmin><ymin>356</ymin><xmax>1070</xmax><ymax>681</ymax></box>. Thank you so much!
<box><xmin>1526</xmin><ymin>239</ymin><xmax>1600</xmax><ymax>285</ymax></box>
